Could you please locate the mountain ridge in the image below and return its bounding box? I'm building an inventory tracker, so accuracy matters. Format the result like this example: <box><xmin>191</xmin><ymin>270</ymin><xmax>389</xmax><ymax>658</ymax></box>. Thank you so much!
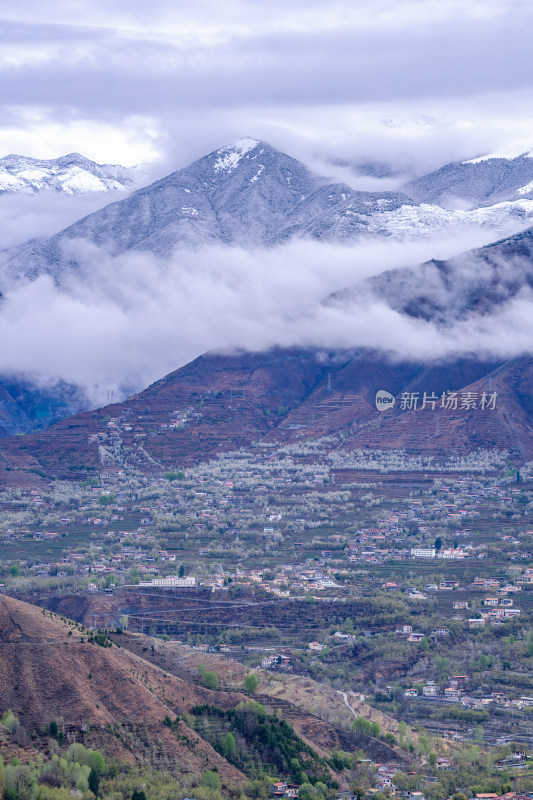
<box><xmin>0</xmin><ymin>345</ymin><xmax>530</xmax><ymax>488</ymax></box>
<box><xmin>402</xmin><ymin>154</ymin><xmax>533</xmax><ymax>208</ymax></box>
<box><xmin>0</xmin><ymin>152</ymin><xmax>141</xmax><ymax>196</ymax></box>
<box><xmin>2</xmin><ymin>141</ymin><xmax>533</xmax><ymax>449</ymax></box>
<box><xmin>3</xmin><ymin>138</ymin><xmax>418</xmax><ymax>282</ymax></box>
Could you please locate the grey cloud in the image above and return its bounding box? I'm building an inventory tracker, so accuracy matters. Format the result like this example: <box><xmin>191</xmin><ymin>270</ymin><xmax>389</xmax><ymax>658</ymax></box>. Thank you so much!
<box><xmin>2</xmin><ymin>16</ymin><xmax>533</xmax><ymax>110</ymax></box>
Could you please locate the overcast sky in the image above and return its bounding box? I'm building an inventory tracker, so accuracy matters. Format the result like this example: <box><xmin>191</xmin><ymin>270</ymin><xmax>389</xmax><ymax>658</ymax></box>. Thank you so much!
<box><xmin>2</xmin><ymin>0</ymin><xmax>533</xmax><ymax>173</ymax></box>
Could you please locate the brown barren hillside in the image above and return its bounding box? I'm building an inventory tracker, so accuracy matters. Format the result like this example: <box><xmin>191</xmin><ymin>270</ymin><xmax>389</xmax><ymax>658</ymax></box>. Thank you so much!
<box><xmin>1</xmin><ymin>595</ymin><xmax>403</xmax><ymax>783</ymax></box>
<box><xmin>109</xmin><ymin>631</ymin><xmax>413</xmax><ymax>766</ymax></box>
<box><xmin>0</xmin><ymin>595</ymin><xmax>247</xmax><ymax>780</ymax></box>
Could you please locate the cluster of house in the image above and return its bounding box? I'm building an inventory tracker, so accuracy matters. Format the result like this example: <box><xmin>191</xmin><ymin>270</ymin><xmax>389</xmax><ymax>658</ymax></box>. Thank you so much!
<box><xmin>404</xmin><ymin>675</ymin><xmax>533</xmax><ymax>710</ymax></box>
<box><xmin>86</xmin><ymin>407</ymin><xmax>204</xmax><ymax>445</ymax></box>
<box><xmin>267</xmin><ymin>759</ymin><xmax>533</xmax><ymax>800</ymax></box>
<box><xmin>260</xmin><ymin>650</ymin><xmax>292</xmax><ymax>669</ymax></box>
<box><xmin>395</xmin><ymin>625</ymin><xmax>450</xmax><ymax>643</ymax></box>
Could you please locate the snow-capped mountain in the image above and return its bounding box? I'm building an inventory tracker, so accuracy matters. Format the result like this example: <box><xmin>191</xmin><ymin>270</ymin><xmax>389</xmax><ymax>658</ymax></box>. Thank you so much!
<box><xmin>402</xmin><ymin>154</ymin><xmax>533</xmax><ymax>208</ymax></box>
<box><xmin>5</xmin><ymin>139</ymin><xmax>533</xmax><ymax>284</ymax></box>
<box><xmin>0</xmin><ymin>152</ymin><xmax>140</xmax><ymax>195</ymax></box>
<box><xmin>2</xmin><ymin>138</ymin><xmax>417</xmax><ymax>280</ymax></box>
<box><xmin>4</xmin><ymin>139</ymin><xmax>533</xmax><ymax>442</ymax></box>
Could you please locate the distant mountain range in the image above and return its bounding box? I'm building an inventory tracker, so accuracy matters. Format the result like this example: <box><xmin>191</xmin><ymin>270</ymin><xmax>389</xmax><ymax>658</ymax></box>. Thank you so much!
<box><xmin>0</xmin><ymin>375</ymin><xmax>87</xmax><ymax>437</ymax></box>
<box><xmin>4</xmin><ymin>139</ymin><xmax>533</xmax><ymax>283</ymax></box>
<box><xmin>2</xmin><ymin>139</ymin><xmax>533</xmax><ymax>463</ymax></box>
<box><xmin>402</xmin><ymin>154</ymin><xmax>533</xmax><ymax>208</ymax></box>
<box><xmin>0</xmin><ymin>152</ymin><xmax>141</xmax><ymax>195</ymax></box>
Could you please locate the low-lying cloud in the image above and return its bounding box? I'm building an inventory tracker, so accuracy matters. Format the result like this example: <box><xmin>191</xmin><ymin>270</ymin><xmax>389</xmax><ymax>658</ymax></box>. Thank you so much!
<box><xmin>0</xmin><ymin>190</ymin><xmax>131</xmax><ymax>250</ymax></box>
<box><xmin>1</xmin><ymin>231</ymin><xmax>533</xmax><ymax>410</ymax></box>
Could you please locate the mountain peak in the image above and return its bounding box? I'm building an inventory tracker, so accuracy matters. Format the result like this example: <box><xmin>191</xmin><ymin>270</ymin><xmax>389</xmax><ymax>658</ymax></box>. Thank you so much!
<box><xmin>212</xmin><ymin>137</ymin><xmax>262</xmax><ymax>172</ymax></box>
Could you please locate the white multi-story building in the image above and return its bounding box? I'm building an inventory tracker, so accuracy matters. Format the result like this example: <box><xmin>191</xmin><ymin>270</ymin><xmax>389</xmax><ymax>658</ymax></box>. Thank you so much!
<box><xmin>411</xmin><ymin>547</ymin><xmax>436</xmax><ymax>558</ymax></box>
<box><xmin>138</xmin><ymin>576</ymin><xmax>196</xmax><ymax>587</ymax></box>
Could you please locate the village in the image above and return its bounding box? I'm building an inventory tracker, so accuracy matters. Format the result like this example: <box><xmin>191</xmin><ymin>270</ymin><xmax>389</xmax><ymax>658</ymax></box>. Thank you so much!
<box><xmin>1</xmin><ymin>444</ymin><xmax>533</xmax><ymax>753</ymax></box>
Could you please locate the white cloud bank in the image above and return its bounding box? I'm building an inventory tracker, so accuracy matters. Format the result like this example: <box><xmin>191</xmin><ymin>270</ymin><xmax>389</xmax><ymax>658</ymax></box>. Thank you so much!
<box><xmin>1</xmin><ymin>233</ymin><xmax>532</xmax><ymax>407</ymax></box>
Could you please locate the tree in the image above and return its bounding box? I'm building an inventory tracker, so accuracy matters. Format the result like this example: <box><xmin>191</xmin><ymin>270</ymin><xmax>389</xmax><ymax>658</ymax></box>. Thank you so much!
<box><xmin>1</xmin><ymin>710</ymin><xmax>18</xmax><ymax>734</ymax></box>
<box><xmin>87</xmin><ymin>750</ymin><xmax>105</xmax><ymax>776</ymax></box>
<box><xmin>222</xmin><ymin>732</ymin><xmax>236</xmax><ymax>757</ymax></box>
<box><xmin>244</xmin><ymin>673</ymin><xmax>258</xmax><ymax>693</ymax></box>
<box><xmin>434</xmin><ymin>537</ymin><xmax>442</xmax><ymax>551</ymax></box>
<box><xmin>298</xmin><ymin>783</ymin><xmax>317</xmax><ymax>800</ymax></box>
<box><xmin>428</xmin><ymin>752</ymin><xmax>437</xmax><ymax>768</ymax></box>
<box><xmin>434</xmin><ymin>655</ymin><xmax>449</xmax><ymax>675</ymax></box>
<box><xmin>202</xmin><ymin>670</ymin><xmax>218</xmax><ymax>690</ymax></box>
<box><xmin>88</xmin><ymin>769</ymin><xmax>100</xmax><ymax>797</ymax></box>
<box><xmin>354</xmin><ymin>717</ymin><xmax>371</xmax><ymax>735</ymax></box>
<box><xmin>132</xmin><ymin>791</ymin><xmax>147</xmax><ymax>800</ymax></box>
<box><xmin>179</xmin><ymin>564</ymin><xmax>185</xmax><ymax>578</ymax></box>
<box><xmin>49</xmin><ymin>720</ymin><xmax>59</xmax><ymax>738</ymax></box>
<box><xmin>201</xmin><ymin>770</ymin><xmax>221</xmax><ymax>790</ymax></box>
<box><xmin>165</xmin><ymin>471</ymin><xmax>185</xmax><ymax>481</ymax></box>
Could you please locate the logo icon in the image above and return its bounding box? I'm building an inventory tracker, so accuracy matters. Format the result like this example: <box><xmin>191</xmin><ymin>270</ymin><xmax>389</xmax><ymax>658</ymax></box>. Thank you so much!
<box><xmin>375</xmin><ymin>390</ymin><xmax>396</xmax><ymax>412</ymax></box>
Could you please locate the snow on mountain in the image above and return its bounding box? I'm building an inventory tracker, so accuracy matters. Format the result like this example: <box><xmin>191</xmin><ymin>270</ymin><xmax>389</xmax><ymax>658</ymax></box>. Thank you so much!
<box><xmin>464</xmin><ymin>147</ymin><xmax>533</xmax><ymax>163</ymax></box>
<box><xmin>402</xmin><ymin>154</ymin><xmax>533</xmax><ymax>208</ymax></box>
<box><xmin>5</xmin><ymin>139</ymin><xmax>533</xmax><ymax>284</ymax></box>
<box><xmin>0</xmin><ymin>153</ymin><xmax>140</xmax><ymax>195</ymax></box>
<box><xmin>367</xmin><ymin>197</ymin><xmax>533</xmax><ymax>240</ymax></box>
<box><xmin>517</xmin><ymin>180</ymin><xmax>533</xmax><ymax>195</ymax></box>
<box><xmin>2</xmin><ymin>140</ymin><xmax>418</xmax><ymax>281</ymax></box>
<box><xmin>213</xmin><ymin>137</ymin><xmax>259</xmax><ymax>171</ymax></box>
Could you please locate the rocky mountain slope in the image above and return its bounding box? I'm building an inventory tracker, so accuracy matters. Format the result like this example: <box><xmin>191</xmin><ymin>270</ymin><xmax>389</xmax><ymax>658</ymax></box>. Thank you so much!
<box><xmin>0</xmin><ymin>594</ymin><xmax>246</xmax><ymax>778</ymax></box>
<box><xmin>367</xmin><ymin>224</ymin><xmax>533</xmax><ymax>322</ymax></box>
<box><xmin>0</xmin><ymin>153</ymin><xmax>139</xmax><ymax>195</ymax></box>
